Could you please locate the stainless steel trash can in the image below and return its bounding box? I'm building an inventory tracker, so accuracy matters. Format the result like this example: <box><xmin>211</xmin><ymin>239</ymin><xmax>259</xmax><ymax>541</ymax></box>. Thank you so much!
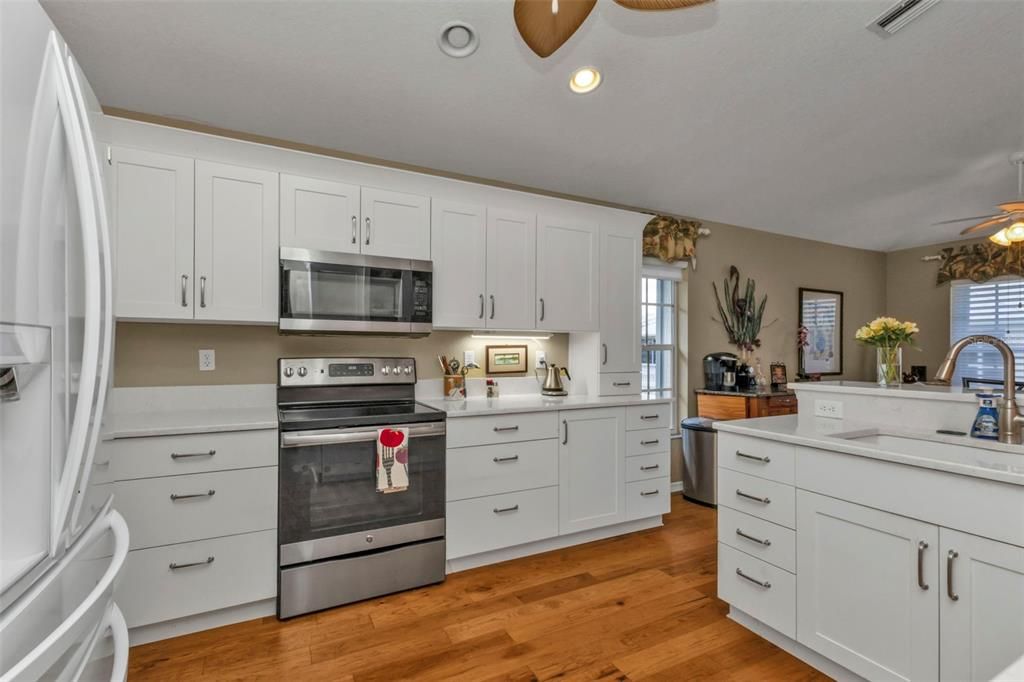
<box><xmin>680</xmin><ymin>417</ymin><xmax>717</xmax><ymax>506</ymax></box>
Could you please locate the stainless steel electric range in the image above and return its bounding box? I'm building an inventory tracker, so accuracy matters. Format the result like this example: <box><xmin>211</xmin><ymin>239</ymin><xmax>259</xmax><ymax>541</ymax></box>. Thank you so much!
<box><xmin>276</xmin><ymin>357</ymin><xmax>446</xmax><ymax>619</ymax></box>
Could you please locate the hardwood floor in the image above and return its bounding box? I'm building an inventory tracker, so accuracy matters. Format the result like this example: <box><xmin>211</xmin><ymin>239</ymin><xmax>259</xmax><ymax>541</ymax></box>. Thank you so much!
<box><xmin>128</xmin><ymin>496</ymin><xmax>830</xmax><ymax>681</ymax></box>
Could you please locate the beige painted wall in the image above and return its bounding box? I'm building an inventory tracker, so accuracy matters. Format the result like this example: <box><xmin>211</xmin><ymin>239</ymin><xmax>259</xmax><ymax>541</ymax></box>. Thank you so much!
<box><xmin>683</xmin><ymin>221</ymin><xmax>888</xmax><ymax>416</ymax></box>
<box><xmin>113</xmin><ymin>323</ymin><xmax>567</xmax><ymax>387</ymax></box>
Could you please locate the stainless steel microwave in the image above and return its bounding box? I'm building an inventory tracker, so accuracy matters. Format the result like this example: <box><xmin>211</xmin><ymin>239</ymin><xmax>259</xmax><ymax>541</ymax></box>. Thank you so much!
<box><xmin>279</xmin><ymin>248</ymin><xmax>432</xmax><ymax>336</ymax></box>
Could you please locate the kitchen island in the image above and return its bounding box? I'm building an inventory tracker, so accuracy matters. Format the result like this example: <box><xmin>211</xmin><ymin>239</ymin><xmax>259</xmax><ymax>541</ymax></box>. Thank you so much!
<box><xmin>715</xmin><ymin>381</ymin><xmax>1024</xmax><ymax>682</ymax></box>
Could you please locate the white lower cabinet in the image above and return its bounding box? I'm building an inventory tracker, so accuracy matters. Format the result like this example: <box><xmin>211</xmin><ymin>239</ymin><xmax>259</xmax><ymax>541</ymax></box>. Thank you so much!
<box><xmin>625</xmin><ymin>479</ymin><xmax>670</xmax><ymax>520</ymax></box>
<box><xmin>446</xmin><ymin>487</ymin><xmax>559</xmax><ymax>559</ymax></box>
<box><xmin>939</xmin><ymin>527</ymin><xmax>1024</xmax><ymax>681</ymax></box>
<box><xmin>719</xmin><ymin>543</ymin><xmax>796</xmax><ymax>639</ymax></box>
<box><xmin>558</xmin><ymin>408</ymin><xmax>626</xmax><ymax>534</ymax></box>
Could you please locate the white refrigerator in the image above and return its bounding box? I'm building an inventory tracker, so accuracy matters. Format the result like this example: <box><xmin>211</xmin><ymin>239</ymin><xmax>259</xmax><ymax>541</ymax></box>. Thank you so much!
<box><xmin>0</xmin><ymin>1</ymin><xmax>129</xmax><ymax>679</ymax></box>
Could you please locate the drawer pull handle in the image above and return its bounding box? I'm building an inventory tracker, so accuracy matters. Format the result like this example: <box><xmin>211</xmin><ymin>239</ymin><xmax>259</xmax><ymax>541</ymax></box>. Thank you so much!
<box><xmin>917</xmin><ymin>540</ymin><xmax>929</xmax><ymax>590</ymax></box>
<box><xmin>171</xmin><ymin>449</ymin><xmax>216</xmax><ymax>460</ymax></box>
<box><xmin>640</xmin><ymin>464</ymin><xmax>660</xmax><ymax>471</ymax></box>
<box><xmin>736</xmin><ymin>489</ymin><xmax>770</xmax><ymax>504</ymax></box>
<box><xmin>612</xmin><ymin>381</ymin><xmax>631</xmax><ymax>387</ymax></box>
<box><xmin>493</xmin><ymin>426</ymin><xmax>519</xmax><ymax>433</ymax></box>
<box><xmin>736</xmin><ymin>528</ymin><xmax>772</xmax><ymax>546</ymax></box>
<box><xmin>493</xmin><ymin>455</ymin><xmax>519</xmax><ymax>463</ymax></box>
<box><xmin>493</xmin><ymin>504</ymin><xmax>519</xmax><ymax>514</ymax></box>
<box><xmin>641</xmin><ymin>439</ymin><xmax>660</xmax><ymax>446</ymax></box>
<box><xmin>736</xmin><ymin>451</ymin><xmax>771</xmax><ymax>464</ymax></box>
<box><xmin>640</xmin><ymin>489</ymin><xmax>660</xmax><ymax>497</ymax></box>
<box><xmin>170</xmin><ymin>489</ymin><xmax>216</xmax><ymax>501</ymax></box>
<box><xmin>947</xmin><ymin>549</ymin><xmax>959</xmax><ymax>601</ymax></box>
<box><xmin>640</xmin><ymin>414</ymin><xmax>660</xmax><ymax>421</ymax></box>
<box><xmin>169</xmin><ymin>556</ymin><xmax>214</xmax><ymax>570</ymax></box>
<box><xmin>736</xmin><ymin>568</ymin><xmax>771</xmax><ymax>589</ymax></box>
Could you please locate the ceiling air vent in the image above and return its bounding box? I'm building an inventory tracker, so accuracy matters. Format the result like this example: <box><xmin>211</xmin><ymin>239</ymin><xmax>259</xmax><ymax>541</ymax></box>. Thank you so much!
<box><xmin>867</xmin><ymin>0</ymin><xmax>942</xmax><ymax>37</ymax></box>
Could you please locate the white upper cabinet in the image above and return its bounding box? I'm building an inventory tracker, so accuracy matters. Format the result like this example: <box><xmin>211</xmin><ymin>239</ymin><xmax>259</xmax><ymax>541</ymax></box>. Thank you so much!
<box><xmin>431</xmin><ymin>201</ymin><xmax>487</xmax><ymax>328</ymax></box>
<box><xmin>558</xmin><ymin>407</ymin><xmax>626</xmax><ymax>534</ymax></box>
<box><xmin>599</xmin><ymin>226</ymin><xmax>641</xmax><ymax>373</ymax></box>
<box><xmin>279</xmin><ymin>174</ymin><xmax>359</xmax><ymax>254</ymax></box>
<box><xmin>194</xmin><ymin>161</ymin><xmax>279</xmax><ymax>323</ymax></box>
<box><xmin>486</xmin><ymin>209</ymin><xmax>536</xmax><ymax>330</ymax></box>
<box><xmin>110</xmin><ymin>147</ymin><xmax>194</xmax><ymax>320</ymax></box>
<box><xmin>940</xmin><ymin>528</ymin><xmax>1024</xmax><ymax>682</ymax></box>
<box><xmin>536</xmin><ymin>216</ymin><xmax>599</xmax><ymax>331</ymax></box>
<box><xmin>360</xmin><ymin>187</ymin><xmax>430</xmax><ymax>261</ymax></box>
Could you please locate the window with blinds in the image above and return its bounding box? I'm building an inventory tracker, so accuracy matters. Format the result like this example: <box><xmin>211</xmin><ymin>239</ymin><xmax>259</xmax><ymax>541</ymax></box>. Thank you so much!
<box><xmin>949</xmin><ymin>277</ymin><xmax>1024</xmax><ymax>385</ymax></box>
<box><xmin>641</xmin><ymin>276</ymin><xmax>674</xmax><ymax>405</ymax></box>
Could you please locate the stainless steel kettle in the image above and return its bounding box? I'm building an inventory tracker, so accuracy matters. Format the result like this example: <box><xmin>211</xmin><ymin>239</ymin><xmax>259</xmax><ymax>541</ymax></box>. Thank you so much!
<box><xmin>541</xmin><ymin>364</ymin><xmax>571</xmax><ymax>396</ymax></box>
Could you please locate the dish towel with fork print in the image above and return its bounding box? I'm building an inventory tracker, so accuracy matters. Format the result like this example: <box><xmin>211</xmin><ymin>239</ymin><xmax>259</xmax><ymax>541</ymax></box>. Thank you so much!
<box><xmin>376</xmin><ymin>427</ymin><xmax>410</xmax><ymax>493</ymax></box>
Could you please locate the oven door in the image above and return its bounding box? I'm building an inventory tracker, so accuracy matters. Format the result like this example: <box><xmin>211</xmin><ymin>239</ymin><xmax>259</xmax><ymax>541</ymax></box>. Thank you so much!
<box><xmin>278</xmin><ymin>421</ymin><xmax>445</xmax><ymax>566</ymax></box>
<box><xmin>279</xmin><ymin>248</ymin><xmax>431</xmax><ymax>334</ymax></box>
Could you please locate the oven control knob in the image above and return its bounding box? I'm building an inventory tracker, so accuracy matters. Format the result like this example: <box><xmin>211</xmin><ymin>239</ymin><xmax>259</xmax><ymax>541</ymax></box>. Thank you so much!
<box><xmin>404</xmin><ymin>365</ymin><xmax>412</xmax><ymax>375</ymax></box>
<box><xmin>297</xmin><ymin>366</ymin><xmax>308</xmax><ymax>378</ymax></box>
<box><xmin>365</xmin><ymin>534</ymin><xmax>374</xmax><ymax>544</ymax></box>
<box><xmin>283</xmin><ymin>367</ymin><xmax>294</xmax><ymax>378</ymax></box>
<box><xmin>381</xmin><ymin>366</ymin><xmax>390</xmax><ymax>375</ymax></box>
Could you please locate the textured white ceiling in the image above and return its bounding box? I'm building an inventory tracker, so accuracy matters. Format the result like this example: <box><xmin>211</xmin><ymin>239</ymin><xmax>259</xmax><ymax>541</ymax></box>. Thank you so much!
<box><xmin>42</xmin><ymin>0</ymin><xmax>1024</xmax><ymax>251</ymax></box>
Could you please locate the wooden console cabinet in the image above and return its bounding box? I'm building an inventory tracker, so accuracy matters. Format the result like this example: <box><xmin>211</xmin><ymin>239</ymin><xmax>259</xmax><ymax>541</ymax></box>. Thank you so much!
<box><xmin>695</xmin><ymin>390</ymin><xmax>797</xmax><ymax>420</ymax></box>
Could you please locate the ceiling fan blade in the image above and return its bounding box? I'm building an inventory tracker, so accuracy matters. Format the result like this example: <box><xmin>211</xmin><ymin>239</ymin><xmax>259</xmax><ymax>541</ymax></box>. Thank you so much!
<box><xmin>514</xmin><ymin>0</ymin><xmax>596</xmax><ymax>58</ymax></box>
<box><xmin>931</xmin><ymin>213</ymin><xmax>1006</xmax><ymax>226</ymax></box>
<box><xmin>613</xmin><ymin>0</ymin><xmax>714</xmax><ymax>9</ymax></box>
<box><xmin>960</xmin><ymin>216</ymin><xmax>1010</xmax><ymax>236</ymax></box>
<box><xmin>999</xmin><ymin>202</ymin><xmax>1024</xmax><ymax>212</ymax></box>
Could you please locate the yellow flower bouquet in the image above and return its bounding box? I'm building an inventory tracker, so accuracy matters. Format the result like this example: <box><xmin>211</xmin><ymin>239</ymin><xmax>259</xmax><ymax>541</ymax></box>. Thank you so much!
<box><xmin>855</xmin><ymin>317</ymin><xmax>918</xmax><ymax>385</ymax></box>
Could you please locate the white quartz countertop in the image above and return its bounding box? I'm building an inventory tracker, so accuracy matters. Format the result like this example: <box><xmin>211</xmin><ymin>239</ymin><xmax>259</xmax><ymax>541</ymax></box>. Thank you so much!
<box><xmin>420</xmin><ymin>394</ymin><xmax>672</xmax><ymax>418</ymax></box>
<box><xmin>102</xmin><ymin>384</ymin><xmax>277</xmax><ymax>439</ymax></box>
<box><xmin>788</xmin><ymin>380</ymin><xmax>1020</xmax><ymax>403</ymax></box>
<box><xmin>717</xmin><ymin>415</ymin><xmax>1024</xmax><ymax>486</ymax></box>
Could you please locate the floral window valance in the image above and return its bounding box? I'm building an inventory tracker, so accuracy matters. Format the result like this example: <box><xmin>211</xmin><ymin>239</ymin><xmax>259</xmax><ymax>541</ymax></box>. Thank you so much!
<box><xmin>642</xmin><ymin>215</ymin><xmax>705</xmax><ymax>265</ymax></box>
<box><xmin>936</xmin><ymin>242</ymin><xmax>1024</xmax><ymax>284</ymax></box>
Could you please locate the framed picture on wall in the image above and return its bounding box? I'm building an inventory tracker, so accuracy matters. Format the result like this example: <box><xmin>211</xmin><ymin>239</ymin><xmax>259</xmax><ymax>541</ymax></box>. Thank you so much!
<box><xmin>485</xmin><ymin>345</ymin><xmax>528</xmax><ymax>374</ymax></box>
<box><xmin>798</xmin><ymin>287</ymin><xmax>843</xmax><ymax>376</ymax></box>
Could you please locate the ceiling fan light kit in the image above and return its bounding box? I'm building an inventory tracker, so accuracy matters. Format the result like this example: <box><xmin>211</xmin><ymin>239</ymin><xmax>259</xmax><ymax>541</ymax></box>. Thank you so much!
<box><xmin>934</xmin><ymin>152</ymin><xmax>1024</xmax><ymax>247</ymax></box>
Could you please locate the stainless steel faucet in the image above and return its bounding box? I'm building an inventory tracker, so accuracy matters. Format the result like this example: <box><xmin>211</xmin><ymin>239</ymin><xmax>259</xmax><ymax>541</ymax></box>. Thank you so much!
<box><xmin>933</xmin><ymin>334</ymin><xmax>1023</xmax><ymax>444</ymax></box>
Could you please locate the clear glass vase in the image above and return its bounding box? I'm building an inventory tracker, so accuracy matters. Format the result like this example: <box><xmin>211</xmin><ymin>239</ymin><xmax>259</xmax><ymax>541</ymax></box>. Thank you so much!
<box><xmin>876</xmin><ymin>346</ymin><xmax>903</xmax><ymax>386</ymax></box>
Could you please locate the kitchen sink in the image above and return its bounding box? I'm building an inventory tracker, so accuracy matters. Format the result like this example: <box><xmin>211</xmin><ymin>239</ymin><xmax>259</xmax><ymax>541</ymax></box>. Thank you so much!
<box><xmin>827</xmin><ymin>428</ymin><xmax>1024</xmax><ymax>475</ymax></box>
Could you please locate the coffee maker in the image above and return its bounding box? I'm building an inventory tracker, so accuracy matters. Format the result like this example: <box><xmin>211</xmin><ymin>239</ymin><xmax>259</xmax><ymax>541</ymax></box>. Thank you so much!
<box><xmin>703</xmin><ymin>352</ymin><xmax>738</xmax><ymax>391</ymax></box>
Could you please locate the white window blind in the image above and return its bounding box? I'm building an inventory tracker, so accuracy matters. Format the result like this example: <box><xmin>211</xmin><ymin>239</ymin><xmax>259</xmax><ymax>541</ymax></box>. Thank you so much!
<box><xmin>641</xmin><ymin>276</ymin><xmax>675</xmax><ymax>412</ymax></box>
<box><xmin>949</xmin><ymin>277</ymin><xmax>1024</xmax><ymax>386</ymax></box>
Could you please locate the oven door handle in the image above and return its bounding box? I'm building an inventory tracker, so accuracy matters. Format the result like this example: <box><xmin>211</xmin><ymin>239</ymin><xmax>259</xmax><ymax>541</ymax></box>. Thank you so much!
<box><xmin>280</xmin><ymin>422</ymin><xmax>446</xmax><ymax>448</ymax></box>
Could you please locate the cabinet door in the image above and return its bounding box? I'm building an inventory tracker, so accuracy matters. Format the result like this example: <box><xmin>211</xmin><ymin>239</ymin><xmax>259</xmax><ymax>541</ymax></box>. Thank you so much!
<box><xmin>599</xmin><ymin>228</ymin><xmax>640</xmax><ymax>372</ymax></box>
<box><xmin>361</xmin><ymin>187</ymin><xmax>430</xmax><ymax>260</ymax></box>
<box><xmin>940</xmin><ymin>528</ymin><xmax>1024</xmax><ymax>681</ymax></box>
<box><xmin>279</xmin><ymin>174</ymin><xmax>360</xmax><ymax>253</ymax></box>
<box><xmin>487</xmin><ymin>209</ymin><xmax>536</xmax><ymax>330</ymax></box>
<box><xmin>536</xmin><ymin>216</ymin><xmax>599</xmax><ymax>331</ymax></box>
<box><xmin>796</xmin><ymin>490</ymin><xmax>938</xmax><ymax>682</ymax></box>
<box><xmin>430</xmin><ymin>201</ymin><xmax>486</xmax><ymax>328</ymax></box>
<box><xmin>195</xmin><ymin>161</ymin><xmax>279</xmax><ymax>323</ymax></box>
<box><xmin>558</xmin><ymin>408</ymin><xmax>626</xmax><ymax>534</ymax></box>
<box><xmin>109</xmin><ymin>147</ymin><xmax>194</xmax><ymax>319</ymax></box>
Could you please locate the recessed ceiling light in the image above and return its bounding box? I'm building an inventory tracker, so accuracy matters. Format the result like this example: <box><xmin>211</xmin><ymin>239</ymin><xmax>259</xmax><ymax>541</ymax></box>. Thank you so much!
<box><xmin>438</xmin><ymin>21</ymin><xmax>479</xmax><ymax>58</ymax></box>
<box><xmin>569</xmin><ymin>67</ymin><xmax>602</xmax><ymax>94</ymax></box>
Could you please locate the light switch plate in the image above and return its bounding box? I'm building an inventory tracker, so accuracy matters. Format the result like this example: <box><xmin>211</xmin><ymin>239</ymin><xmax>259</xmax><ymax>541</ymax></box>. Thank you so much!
<box><xmin>535</xmin><ymin>350</ymin><xmax>547</xmax><ymax>369</ymax></box>
<box><xmin>463</xmin><ymin>350</ymin><xmax>475</xmax><ymax>366</ymax></box>
<box><xmin>199</xmin><ymin>349</ymin><xmax>215</xmax><ymax>371</ymax></box>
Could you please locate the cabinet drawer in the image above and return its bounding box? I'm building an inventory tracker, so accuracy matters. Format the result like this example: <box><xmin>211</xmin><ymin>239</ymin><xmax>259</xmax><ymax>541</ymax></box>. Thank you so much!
<box><xmin>117</xmin><ymin>530</ymin><xmax>276</xmax><ymax>628</ymax></box>
<box><xmin>627</xmin><ymin>427</ymin><xmax>670</xmax><ymax>457</ymax></box>
<box><xmin>696</xmin><ymin>394</ymin><xmax>748</xmax><ymax>421</ymax></box>
<box><xmin>626</xmin><ymin>478</ymin><xmax>671</xmax><ymax>520</ymax></box>
<box><xmin>718</xmin><ymin>505</ymin><xmax>796</xmax><ymax>573</ymax></box>
<box><xmin>717</xmin><ymin>432</ymin><xmax>795</xmax><ymax>485</ymax></box>
<box><xmin>626</xmin><ymin>452</ymin><xmax>670</xmax><ymax>483</ymax></box>
<box><xmin>766</xmin><ymin>394</ymin><xmax>798</xmax><ymax>410</ymax></box>
<box><xmin>718</xmin><ymin>468</ymin><xmax>795</xmax><ymax>529</ymax></box>
<box><xmin>718</xmin><ymin>543</ymin><xmax>796</xmax><ymax>639</ymax></box>
<box><xmin>446</xmin><ymin>486</ymin><xmax>558</xmax><ymax>559</ymax></box>
<box><xmin>598</xmin><ymin>373</ymin><xmax>640</xmax><ymax>396</ymax></box>
<box><xmin>447</xmin><ymin>439</ymin><xmax>559</xmax><ymax>502</ymax></box>
<box><xmin>108</xmin><ymin>429</ymin><xmax>277</xmax><ymax>481</ymax></box>
<box><xmin>115</xmin><ymin>467</ymin><xmax>277</xmax><ymax>550</ymax></box>
<box><xmin>447</xmin><ymin>412</ymin><xmax>559</xmax><ymax>448</ymax></box>
<box><xmin>626</xmin><ymin>403</ymin><xmax>672</xmax><ymax>431</ymax></box>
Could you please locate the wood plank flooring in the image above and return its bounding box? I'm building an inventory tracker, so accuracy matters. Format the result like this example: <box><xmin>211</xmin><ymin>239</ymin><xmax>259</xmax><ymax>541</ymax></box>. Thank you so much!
<box><xmin>128</xmin><ymin>496</ymin><xmax>831</xmax><ymax>681</ymax></box>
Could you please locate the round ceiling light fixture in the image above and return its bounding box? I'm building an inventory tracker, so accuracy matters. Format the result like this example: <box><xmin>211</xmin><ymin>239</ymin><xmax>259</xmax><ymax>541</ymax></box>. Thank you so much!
<box><xmin>569</xmin><ymin>66</ymin><xmax>602</xmax><ymax>94</ymax></box>
<box><xmin>438</xmin><ymin>21</ymin><xmax>479</xmax><ymax>58</ymax></box>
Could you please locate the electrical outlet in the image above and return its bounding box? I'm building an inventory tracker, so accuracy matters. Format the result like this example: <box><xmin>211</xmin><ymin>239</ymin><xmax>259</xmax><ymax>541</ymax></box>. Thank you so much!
<box><xmin>198</xmin><ymin>349</ymin><xmax>216</xmax><ymax>372</ymax></box>
<box><xmin>535</xmin><ymin>350</ymin><xmax>547</xmax><ymax>369</ymax></box>
<box><xmin>463</xmin><ymin>350</ymin><xmax>475</xmax><ymax>367</ymax></box>
<box><xmin>814</xmin><ymin>399</ymin><xmax>843</xmax><ymax>419</ymax></box>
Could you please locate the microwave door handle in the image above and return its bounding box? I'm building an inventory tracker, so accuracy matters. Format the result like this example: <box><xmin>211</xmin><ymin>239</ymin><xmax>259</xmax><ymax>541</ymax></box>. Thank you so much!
<box><xmin>281</xmin><ymin>422</ymin><xmax>446</xmax><ymax>448</ymax></box>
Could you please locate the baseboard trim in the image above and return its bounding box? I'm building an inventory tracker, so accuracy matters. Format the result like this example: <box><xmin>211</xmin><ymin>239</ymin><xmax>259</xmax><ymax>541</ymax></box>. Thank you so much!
<box><xmin>728</xmin><ymin>608</ymin><xmax>866</xmax><ymax>682</ymax></box>
<box><xmin>446</xmin><ymin>516</ymin><xmax>664</xmax><ymax>573</ymax></box>
<box><xmin>670</xmin><ymin>480</ymin><xmax>683</xmax><ymax>493</ymax></box>
<box><xmin>128</xmin><ymin>599</ymin><xmax>276</xmax><ymax>646</ymax></box>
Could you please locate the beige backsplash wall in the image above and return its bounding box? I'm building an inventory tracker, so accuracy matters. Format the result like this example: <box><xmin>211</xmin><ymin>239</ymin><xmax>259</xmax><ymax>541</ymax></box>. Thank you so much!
<box><xmin>113</xmin><ymin>323</ymin><xmax>568</xmax><ymax>387</ymax></box>
<box><xmin>684</xmin><ymin>221</ymin><xmax>888</xmax><ymax>416</ymax></box>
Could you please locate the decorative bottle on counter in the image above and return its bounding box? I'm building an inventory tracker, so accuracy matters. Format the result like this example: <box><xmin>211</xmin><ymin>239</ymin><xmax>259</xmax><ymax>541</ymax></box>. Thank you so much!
<box><xmin>971</xmin><ymin>393</ymin><xmax>1001</xmax><ymax>440</ymax></box>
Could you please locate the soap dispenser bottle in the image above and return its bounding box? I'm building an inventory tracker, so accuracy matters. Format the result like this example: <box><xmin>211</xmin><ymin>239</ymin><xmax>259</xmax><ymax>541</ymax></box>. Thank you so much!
<box><xmin>971</xmin><ymin>393</ymin><xmax>1001</xmax><ymax>440</ymax></box>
